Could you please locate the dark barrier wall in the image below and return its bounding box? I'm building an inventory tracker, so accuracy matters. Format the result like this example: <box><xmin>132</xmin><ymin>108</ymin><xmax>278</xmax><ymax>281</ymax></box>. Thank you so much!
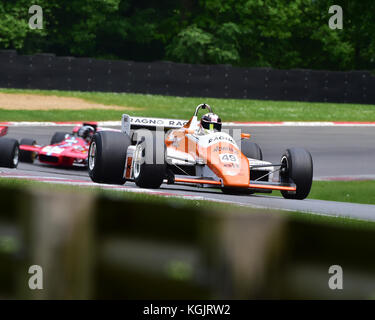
<box><xmin>0</xmin><ymin>50</ymin><xmax>374</xmax><ymax>104</ymax></box>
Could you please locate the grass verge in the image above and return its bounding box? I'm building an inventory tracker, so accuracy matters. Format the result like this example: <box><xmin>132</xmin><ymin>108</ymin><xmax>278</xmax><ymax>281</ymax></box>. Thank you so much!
<box><xmin>268</xmin><ymin>180</ymin><xmax>375</xmax><ymax>206</ymax></box>
<box><xmin>1</xmin><ymin>88</ymin><xmax>375</xmax><ymax>122</ymax></box>
<box><xmin>307</xmin><ymin>180</ymin><xmax>375</xmax><ymax>205</ymax></box>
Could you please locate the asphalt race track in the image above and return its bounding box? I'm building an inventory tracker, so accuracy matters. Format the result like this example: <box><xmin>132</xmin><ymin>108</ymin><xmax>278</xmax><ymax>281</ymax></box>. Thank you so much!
<box><xmin>7</xmin><ymin>125</ymin><xmax>375</xmax><ymax>179</ymax></box>
<box><xmin>2</xmin><ymin>125</ymin><xmax>375</xmax><ymax>221</ymax></box>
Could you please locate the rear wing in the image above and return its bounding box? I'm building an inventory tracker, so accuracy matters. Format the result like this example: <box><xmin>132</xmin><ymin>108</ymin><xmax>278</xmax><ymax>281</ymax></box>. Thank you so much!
<box><xmin>121</xmin><ymin>114</ymin><xmax>187</xmax><ymax>135</ymax></box>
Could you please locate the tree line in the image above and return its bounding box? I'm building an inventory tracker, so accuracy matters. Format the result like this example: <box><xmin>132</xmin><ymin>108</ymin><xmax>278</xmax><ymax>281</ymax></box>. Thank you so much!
<box><xmin>1</xmin><ymin>0</ymin><xmax>374</xmax><ymax>71</ymax></box>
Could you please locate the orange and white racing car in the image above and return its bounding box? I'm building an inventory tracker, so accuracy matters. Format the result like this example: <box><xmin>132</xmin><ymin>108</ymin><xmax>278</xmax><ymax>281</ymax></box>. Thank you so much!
<box><xmin>88</xmin><ymin>104</ymin><xmax>313</xmax><ymax>199</ymax></box>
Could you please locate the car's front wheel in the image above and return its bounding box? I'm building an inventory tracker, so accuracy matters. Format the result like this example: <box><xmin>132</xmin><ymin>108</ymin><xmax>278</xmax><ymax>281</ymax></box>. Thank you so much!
<box><xmin>133</xmin><ymin>136</ymin><xmax>166</xmax><ymax>188</ymax></box>
<box><xmin>51</xmin><ymin>132</ymin><xmax>70</xmax><ymax>145</ymax></box>
<box><xmin>19</xmin><ymin>138</ymin><xmax>37</xmax><ymax>163</ymax></box>
<box><xmin>88</xmin><ymin>131</ymin><xmax>131</xmax><ymax>185</ymax></box>
<box><xmin>280</xmin><ymin>147</ymin><xmax>313</xmax><ymax>200</ymax></box>
<box><xmin>241</xmin><ymin>140</ymin><xmax>262</xmax><ymax>160</ymax></box>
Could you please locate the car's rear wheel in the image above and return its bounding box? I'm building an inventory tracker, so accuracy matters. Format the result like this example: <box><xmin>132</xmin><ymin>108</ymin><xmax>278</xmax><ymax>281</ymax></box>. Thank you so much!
<box><xmin>0</xmin><ymin>138</ymin><xmax>19</xmax><ymax>168</ymax></box>
<box><xmin>241</xmin><ymin>140</ymin><xmax>262</xmax><ymax>160</ymax></box>
<box><xmin>19</xmin><ymin>138</ymin><xmax>36</xmax><ymax>163</ymax></box>
<box><xmin>280</xmin><ymin>147</ymin><xmax>313</xmax><ymax>200</ymax></box>
<box><xmin>133</xmin><ymin>135</ymin><xmax>166</xmax><ymax>188</ymax></box>
<box><xmin>51</xmin><ymin>132</ymin><xmax>70</xmax><ymax>145</ymax></box>
<box><xmin>88</xmin><ymin>131</ymin><xmax>131</xmax><ymax>184</ymax></box>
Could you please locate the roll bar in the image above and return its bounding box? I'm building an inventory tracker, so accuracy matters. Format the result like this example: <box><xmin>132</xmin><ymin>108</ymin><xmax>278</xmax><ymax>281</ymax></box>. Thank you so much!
<box><xmin>194</xmin><ymin>103</ymin><xmax>213</xmax><ymax>116</ymax></box>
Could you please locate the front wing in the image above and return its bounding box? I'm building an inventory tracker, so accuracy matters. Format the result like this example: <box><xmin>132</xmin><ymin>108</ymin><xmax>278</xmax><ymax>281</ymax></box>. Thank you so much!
<box><xmin>171</xmin><ymin>176</ymin><xmax>296</xmax><ymax>192</ymax></box>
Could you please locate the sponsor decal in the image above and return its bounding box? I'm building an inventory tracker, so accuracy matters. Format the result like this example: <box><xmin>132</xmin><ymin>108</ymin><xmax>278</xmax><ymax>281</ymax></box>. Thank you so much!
<box><xmin>213</xmin><ymin>146</ymin><xmax>238</xmax><ymax>154</ymax></box>
<box><xmin>131</xmin><ymin>118</ymin><xmax>165</xmax><ymax>125</ymax></box>
<box><xmin>130</xmin><ymin>117</ymin><xmax>187</xmax><ymax>128</ymax></box>
<box><xmin>169</xmin><ymin>120</ymin><xmax>187</xmax><ymax>127</ymax></box>
<box><xmin>42</xmin><ymin>146</ymin><xmax>64</xmax><ymax>155</ymax></box>
<box><xmin>208</xmin><ymin>135</ymin><xmax>235</xmax><ymax>145</ymax></box>
<box><xmin>219</xmin><ymin>153</ymin><xmax>239</xmax><ymax>164</ymax></box>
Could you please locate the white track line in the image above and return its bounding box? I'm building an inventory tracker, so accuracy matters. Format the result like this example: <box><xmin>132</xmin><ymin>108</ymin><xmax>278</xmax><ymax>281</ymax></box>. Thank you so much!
<box><xmin>315</xmin><ymin>175</ymin><xmax>375</xmax><ymax>181</ymax></box>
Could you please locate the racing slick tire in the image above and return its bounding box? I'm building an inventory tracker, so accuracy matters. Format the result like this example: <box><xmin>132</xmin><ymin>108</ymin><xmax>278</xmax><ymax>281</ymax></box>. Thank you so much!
<box><xmin>19</xmin><ymin>138</ymin><xmax>36</xmax><ymax>163</ymax></box>
<box><xmin>241</xmin><ymin>140</ymin><xmax>262</xmax><ymax>160</ymax></box>
<box><xmin>0</xmin><ymin>138</ymin><xmax>19</xmax><ymax>168</ymax></box>
<box><xmin>133</xmin><ymin>135</ymin><xmax>166</xmax><ymax>189</ymax></box>
<box><xmin>280</xmin><ymin>147</ymin><xmax>313</xmax><ymax>200</ymax></box>
<box><xmin>51</xmin><ymin>132</ymin><xmax>70</xmax><ymax>145</ymax></box>
<box><xmin>88</xmin><ymin>131</ymin><xmax>131</xmax><ymax>185</ymax></box>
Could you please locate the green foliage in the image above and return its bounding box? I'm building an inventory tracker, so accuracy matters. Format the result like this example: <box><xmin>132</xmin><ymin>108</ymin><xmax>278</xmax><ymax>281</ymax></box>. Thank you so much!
<box><xmin>0</xmin><ymin>0</ymin><xmax>39</xmax><ymax>49</ymax></box>
<box><xmin>166</xmin><ymin>23</ymin><xmax>240</xmax><ymax>64</ymax></box>
<box><xmin>166</xmin><ymin>26</ymin><xmax>213</xmax><ymax>64</ymax></box>
<box><xmin>0</xmin><ymin>0</ymin><xmax>374</xmax><ymax>70</ymax></box>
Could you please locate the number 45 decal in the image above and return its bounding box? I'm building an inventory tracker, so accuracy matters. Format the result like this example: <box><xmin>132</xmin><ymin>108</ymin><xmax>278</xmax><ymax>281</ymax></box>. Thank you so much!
<box><xmin>219</xmin><ymin>154</ymin><xmax>238</xmax><ymax>163</ymax></box>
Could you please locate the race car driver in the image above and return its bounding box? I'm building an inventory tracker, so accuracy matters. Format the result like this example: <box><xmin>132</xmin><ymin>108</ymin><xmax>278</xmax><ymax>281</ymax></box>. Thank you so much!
<box><xmin>198</xmin><ymin>112</ymin><xmax>222</xmax><ymax>135</ymax></box>
<box><xmin>77</xmin><ymin>125</ymin><xmax>95</xmax><ymax>142</ymax></box>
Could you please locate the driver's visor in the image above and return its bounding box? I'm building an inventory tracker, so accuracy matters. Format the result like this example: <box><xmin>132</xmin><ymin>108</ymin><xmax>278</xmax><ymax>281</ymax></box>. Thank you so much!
<box><xmin>202</xmin><ymin>121</ymin><xmax>222</xmax><ymax>132</ymax></box>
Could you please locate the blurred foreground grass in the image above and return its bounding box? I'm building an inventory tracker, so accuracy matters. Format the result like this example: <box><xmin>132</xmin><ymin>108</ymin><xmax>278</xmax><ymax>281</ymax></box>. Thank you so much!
<box><xmin>0</xmin><ymin>177</ymin><xmax>374</xmax><ymax>229</ymax></box>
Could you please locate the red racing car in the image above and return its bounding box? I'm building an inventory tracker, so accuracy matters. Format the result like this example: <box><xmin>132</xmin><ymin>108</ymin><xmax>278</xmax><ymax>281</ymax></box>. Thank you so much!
<box><xmin>19</xmin><ymin>122</ymin><xmax>100</xmax><ymax>167</ymax></box>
